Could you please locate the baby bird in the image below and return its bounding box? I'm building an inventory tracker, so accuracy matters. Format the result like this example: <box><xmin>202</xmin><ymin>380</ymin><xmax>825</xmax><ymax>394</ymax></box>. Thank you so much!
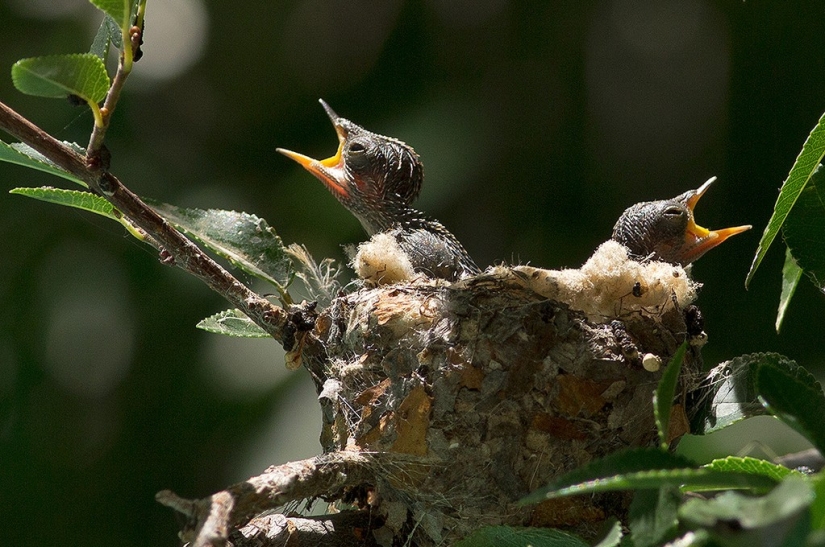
<box><xmin>612</xmin><ymin>177</ymin><xmax>751</xmax><ymax>266</ymax></box>
<box><xmin>278</xmin><ymin>100</ymin><xmax>480</xmax><ymax>281</ymax></box>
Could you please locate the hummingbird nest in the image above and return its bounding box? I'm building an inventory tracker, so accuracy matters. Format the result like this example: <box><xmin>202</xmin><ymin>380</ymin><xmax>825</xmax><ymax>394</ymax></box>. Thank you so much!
<box><xmin>160</xmin><ymin>244</ymin><xmax>705</xmax><ymax>547</ymax></box>
<box><xmin>299</xmin><ymin>241</ymin><xmax>701</xmax><ymax>544</ymax></box>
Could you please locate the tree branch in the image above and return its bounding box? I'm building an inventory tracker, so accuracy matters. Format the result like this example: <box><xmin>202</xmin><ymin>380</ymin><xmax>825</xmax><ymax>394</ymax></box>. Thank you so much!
<box><xmin>156</xmin><ymin>451</ymin><xmax>378</xmax><ymax>547</ymax></box>
<box><xmin>230</xmin><ymin>510</ymin><xmax>382</xmax><ymax>547</ymax></box>
<box><xmin>0</xmin><ymin>100</ymin><xmax>290</xmax><ymax>343</ymax></box>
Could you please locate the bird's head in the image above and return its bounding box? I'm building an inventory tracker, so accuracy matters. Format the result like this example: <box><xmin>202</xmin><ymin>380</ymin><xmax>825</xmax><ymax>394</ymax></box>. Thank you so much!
<box><xmin>612</xmin><ymin>177</ymin><xmax>752</xmax><ymax>266</ymax></box>
<box><xmin>278</xmin><ymin>100</ymin><xmax>423</xmax><ymax>234</ymax></box>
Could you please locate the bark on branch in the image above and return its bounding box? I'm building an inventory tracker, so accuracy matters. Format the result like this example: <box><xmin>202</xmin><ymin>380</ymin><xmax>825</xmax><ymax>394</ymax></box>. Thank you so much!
<box><xmin>156</xmin><ymin>451</ymin><xmax>378</xmax><ymax>547</ymax></box>
<box><xmin>0</xmin><ymin>101</ymin><xmax>290</xmax><ymax>342</ymax></box>
<box><xmin>232</xmin><ymin>510</ymin><xmax>382</xmax><ymax>547</ymax></box>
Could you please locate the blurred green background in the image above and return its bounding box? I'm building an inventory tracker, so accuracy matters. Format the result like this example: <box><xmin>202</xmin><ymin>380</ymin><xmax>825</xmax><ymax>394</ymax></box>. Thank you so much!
<box><xmin>1</xmin><ymin>1</ymin><xmax>823</xmax><ymax>545</ymax></box>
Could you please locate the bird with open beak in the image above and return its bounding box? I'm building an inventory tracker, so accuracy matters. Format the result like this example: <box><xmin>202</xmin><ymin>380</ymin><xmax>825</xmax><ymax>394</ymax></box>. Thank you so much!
<box><xmin>278</xmin><ymin>100</ymin><xmax>480</xmax><ymax>281</ymax></box>
<box><xmin>611</xmin><ymin>177</ymin><xmax>752</xmax><ymax>266</ymax></box>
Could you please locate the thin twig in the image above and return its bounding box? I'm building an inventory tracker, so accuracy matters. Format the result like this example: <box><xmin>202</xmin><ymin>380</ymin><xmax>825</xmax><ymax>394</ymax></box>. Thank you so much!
<box><xmin>0</xmin><ymin>100</ymin><xmax>289</xmax><ymax>342</ymax></box>
<box><xmin>86</xmin><ymin>20</ymin><xmax>141</xmax><ymax>157</ymax></box>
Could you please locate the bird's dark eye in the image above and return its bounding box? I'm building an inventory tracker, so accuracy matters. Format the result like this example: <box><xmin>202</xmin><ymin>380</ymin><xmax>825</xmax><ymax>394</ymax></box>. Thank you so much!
<box><xmin>346</xmin><ymin>141</ymin><xmax>370</xmax><ymax>171</ymax></box>
<box><xmin>663</xmin><ymin>206</ymin><xmax>684</xmax><ymax>217</ymax></box>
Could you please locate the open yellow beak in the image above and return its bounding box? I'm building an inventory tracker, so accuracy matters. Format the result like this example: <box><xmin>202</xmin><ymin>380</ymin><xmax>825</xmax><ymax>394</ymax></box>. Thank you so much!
<box><xmin>682</xmin><ymin>177</ymin><xmax>752</xmax><ymax>261</ymax></box>
<box><xmin>276</xmin><ymin>99</ymin><xmax>350</xmax><ymax>198</ymax></box>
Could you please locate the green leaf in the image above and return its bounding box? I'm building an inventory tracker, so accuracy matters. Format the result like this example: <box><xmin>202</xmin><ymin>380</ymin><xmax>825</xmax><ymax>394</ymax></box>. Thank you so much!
<box><xmin>12</xmin><ymin>54</ymin><xmax>110</xmax><ymax>104</ymax></box>
<box><xmin>90</xmin><ymin>14</ymin><xmax>122</xmax><ymax>59</ymax></box>
<box><xmin>149</xmin><ymin>203</ymin><xmax>293</xmax><ymax>291</ymax></box>
<box><xmin>811</xmin><ymin>474</ymin><xmax>825</xmax><ymax>530</ymax></box>
<box><xmin>783</xmin><ymin>163</ymin><xmax>825</xmax><ymax>290</ymax></box>
<box><xmin>689</xmin><ymin>353</ymin><xmax>795</xmax><ymax>436</ymax></box>
<box><xmin>196</xmin><ymin>309</ymin><xmax>269</xmax><ymax>338</ymax></box>
<box><xmin>776</xmin><ymin>248</ymin><xmax>803</xmax><ymax>333</ymax></box>
<box><xmin>747</xmin><ymin>111</ymin><xmax>825</xmax><ymax>287</ymax></box>
<box><xmin>756</xmin><ymin>362</ymin><xmax>825</xmax><ymax>454</ymax></box>
<box><xmin>655</xmin><ymin>342</ymin><xmax>687</xmax><ymax>449</ymax></box>
<box><xmin>520</xmin><ymin>448</ymin><xmax>777</xmax><ymax>505</ymax></box>
<box><xmin>592</xmin><ymin>519</ymin><xmax>623</xmax><ymax>547</ymax></box>
<box><xmin>106</xmin><ymin>13</ymin><xmax>124</xmax><ymax>49</ymax></box>
<box><xmin>628</xmin><ymin>487</ymin><xmax>681</xmax><ymax>547</ymax></box>
<box><xmin>10</xmin><ymin>186</ymin><xmax>149</xmax><ymax>242</ymax></box>
<box><xmin>0</xmin><ymin>140</ymin><xmax>86</xmax><ymax>187</ymax></box>
<box><xmin>703</xmin><ymin>456</ymin><xmax>804</xmax><ymax>482</ymax></box>
<box><xmin>689</xmin><ymin>356</ymin><xmax>764</xmax><ymax>435</ymax></box>
<box><xmin>89</xmin><ymin>0</ymin><xmax>133</xmax><ymax>30</ymax></box>
<box><xmin>522</xmin><ymin>448</ymin><xmax>696</xmax><ymax>503</ymax></box>
<box><xmin>691</xmin><ymin>352</ymin><xmax>825</xmax><ymax>449</ymax></box>
<box><xmin>10</xmin><ymin>187</ymin><xmax>118</xmax><ymax>221</ymax></box>
<box><xmin>679</xmin><ymin>477</ymin><xmax>814</xmax><ymax>545</ymax></box>
<box><xmin>453</xmin><ymin>526</ymin><xmax>589</xmax><ymax>547</ymax></box>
